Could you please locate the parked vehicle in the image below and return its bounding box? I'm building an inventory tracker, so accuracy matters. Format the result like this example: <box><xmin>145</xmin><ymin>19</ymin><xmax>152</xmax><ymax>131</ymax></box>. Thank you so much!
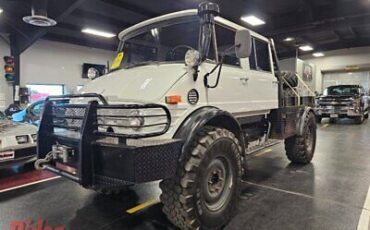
<box><xmin>0</xmin><ymin>113</ymin><xmax>38</xmax><ymax>168</ymax></box>
<box><xmin>315</xmin><ymin>85</ymin><xmax>369</xmax><ymax>124</ymax></box>
<box><xmin>12</xmin><ymin>100</ymin><xmax>45</xmax><ymax>125</ymax></box>
<box><xmin>35</xmin><ymin>3</ymin><xmax>317</xmax><ymax>229</ymax></box>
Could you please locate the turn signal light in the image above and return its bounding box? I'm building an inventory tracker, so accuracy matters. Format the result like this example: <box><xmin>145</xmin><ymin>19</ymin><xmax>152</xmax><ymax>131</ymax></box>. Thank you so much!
<box><xmin>165</xmin><ymin>95</ymin><xmax>182</xmax><ymax>105</ymax></box>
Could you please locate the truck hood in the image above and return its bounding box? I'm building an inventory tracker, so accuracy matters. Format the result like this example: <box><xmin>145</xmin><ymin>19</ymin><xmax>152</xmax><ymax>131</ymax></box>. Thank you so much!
<box><xmin>80</xmin><ymin>64</ymin><xmax>187</xmax><ymax>103</ymax></box>
<box><xmin>0</xmin><ymin>121</ymin><xmax>37</xmax><ymax>137</ymax></box>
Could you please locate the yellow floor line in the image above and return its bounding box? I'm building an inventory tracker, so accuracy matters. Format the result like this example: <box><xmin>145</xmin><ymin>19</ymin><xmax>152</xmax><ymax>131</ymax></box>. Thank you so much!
<box><xmin>255</xmin><ymin>148</ymin><xmax>272</xmax><ymax>157</ymax></box>
<box><xmin>322</xmin><ymin>124</ymin><xmax>330</xmax><ymax>128</ymax></box>
<box><xmin>126</xmin><ymin>198</ymin><xmax>160</xmax><ymax>214</ymax></box>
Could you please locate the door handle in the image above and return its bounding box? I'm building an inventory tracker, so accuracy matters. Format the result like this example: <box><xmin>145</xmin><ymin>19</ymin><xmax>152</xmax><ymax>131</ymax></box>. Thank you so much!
<box><xmin>240</xmin><ymin>77</ymin><xmax>249</xmax><ymax>83</ymax></box>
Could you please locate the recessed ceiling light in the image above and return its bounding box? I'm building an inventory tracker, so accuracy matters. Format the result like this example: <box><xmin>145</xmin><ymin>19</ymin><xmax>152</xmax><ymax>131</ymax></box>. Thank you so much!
<box><xmin>0</xmin><ymin>8</ymin><xmax>3</xmax><ymax>14</ymax></box>
<box><xmin>241</xmin><ymin>15</ymin><xmax>265</xmax><ymax>26</ymax></box>
<box><xmin>284</xmin><ymin>37</ymin><xmax>294</xmax><ymax>42</ymax></box>
<box><xmin>82</xmin><ymin>28</ymin><xmax>116</xmax><ymax>38</ymax></box>
<box><xmin>313</xmin><ymin>52</ymin><xmax>324</xmax><ymax>57</ymax></box>
<box><xmin>299</xmin><ymin>45</ymin><xmax>314</xmax><ymax>51</ymax></box>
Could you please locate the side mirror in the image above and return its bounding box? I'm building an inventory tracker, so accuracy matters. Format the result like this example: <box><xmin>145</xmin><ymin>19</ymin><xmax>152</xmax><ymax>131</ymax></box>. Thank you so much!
<box><xmin>235</xmin><ymin>29</ymin><xmax>252</xmax><ymax>58</ymax></box>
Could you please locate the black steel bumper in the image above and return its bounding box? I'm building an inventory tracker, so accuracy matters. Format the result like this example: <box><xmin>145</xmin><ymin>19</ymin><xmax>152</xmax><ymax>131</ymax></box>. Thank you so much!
<box><xmin>37</xmin><ymin>94</ymin><xmax>182</xmax><ymax>188</ymax></box>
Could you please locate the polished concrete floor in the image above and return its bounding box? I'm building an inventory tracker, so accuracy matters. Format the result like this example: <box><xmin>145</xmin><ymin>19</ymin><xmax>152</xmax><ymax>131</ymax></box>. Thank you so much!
<box><xmin>0</xmin><ymin>118</ymin><xmax>370</xmax><ymax>230</ymax></box>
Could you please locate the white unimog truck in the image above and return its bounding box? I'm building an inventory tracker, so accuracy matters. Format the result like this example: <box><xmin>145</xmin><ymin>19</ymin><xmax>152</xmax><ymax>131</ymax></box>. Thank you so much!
<box><xmin>35</xmin><ymin>2</ymin><xmax>317</xmax><ymax>230</ymax></box>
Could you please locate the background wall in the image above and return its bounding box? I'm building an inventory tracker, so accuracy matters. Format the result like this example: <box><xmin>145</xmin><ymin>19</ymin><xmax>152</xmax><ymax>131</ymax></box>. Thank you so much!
<box><xmin>301</xmin><ymin>47</ymin><xmax>370</xmax><ymax>92</ymax></box>
<box><xmin>20</xmin><ymin>39</ymin><xmax>115</xmax><ymax>94</ymax></box>
<box><xmin>0</xmin><ymin>38</ymin><xmax>12</xmax><ymax>111</ymax></box>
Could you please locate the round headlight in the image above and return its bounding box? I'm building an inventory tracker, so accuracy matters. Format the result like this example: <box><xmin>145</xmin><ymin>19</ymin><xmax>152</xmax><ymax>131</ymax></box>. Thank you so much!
<box><xmin>185</xmin><ymin>49</ymin><xmax>200</xmax><ymax>67</ymax></box>
<box><xmin>129</xmin><ymin>109</ymin><xmax>144</xmax><ymax>129</ymax></box>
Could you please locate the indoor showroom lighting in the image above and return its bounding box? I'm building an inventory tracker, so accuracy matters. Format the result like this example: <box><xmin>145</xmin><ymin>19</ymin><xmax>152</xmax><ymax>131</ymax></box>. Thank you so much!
<box><xmin>241</xmin><ymin>15</ymin><xmax>265</xmax><ymax>26</ymax></box>
<box><xmin>284</xmin><ymin>37</ymin><xmax>294</xmax><ymax>42</ymax></box>
<box><xmin>313</xmin><ymin>52</ymin><xmax>324</xmax><ymax>57</ymax></box>
<box><xmin>0</xmin><ymin>8</ymin><xmax>3</xmax><ymax>14</ymax></box>
<box><xmin>81</xmin><ymin>28</ymin><xmax>116</xmax><ymax>38</ymax></box>
<box><xmin>299</xmin><ymin>45</ymin><xmax>314</xmax><ymax>51</ymax></box>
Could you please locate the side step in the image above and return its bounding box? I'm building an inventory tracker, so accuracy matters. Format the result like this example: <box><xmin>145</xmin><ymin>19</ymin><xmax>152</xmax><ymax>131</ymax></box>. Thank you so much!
<box><xmin>246</xmin><ymin>139</ymin><xmax>281</xmax><ymax>155</ymax></box>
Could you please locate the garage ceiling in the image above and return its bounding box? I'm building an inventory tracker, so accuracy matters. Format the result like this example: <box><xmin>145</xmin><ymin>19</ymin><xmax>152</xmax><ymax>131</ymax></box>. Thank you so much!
<box><xmin>1</xmin><ymin>0</ymin><xmax>370</xmax><ymax>58</ymax></box>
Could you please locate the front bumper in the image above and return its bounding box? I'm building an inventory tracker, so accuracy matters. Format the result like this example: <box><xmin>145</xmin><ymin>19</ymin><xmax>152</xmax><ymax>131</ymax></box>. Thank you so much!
<box><xmin>315</xmin><ymin>106</ymin><xmax>361</xmax><ymax>118</ymax></box>
<box><xmin>37</xmin><ymin>94</ymin><xmax>182</xmax><ymax>188</ymax></box>
<box><xmin>0</xmin><ymin>146</ymin><xmax>37</xmax><ymax>168</ymax></box>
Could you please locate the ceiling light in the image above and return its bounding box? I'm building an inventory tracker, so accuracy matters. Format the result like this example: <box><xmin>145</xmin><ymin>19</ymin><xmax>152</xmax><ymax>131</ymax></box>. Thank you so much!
<box><xmin>82</xmin><ymin>28</ymin><xmax>116</xmax><ymax>38</ymax></box>
<box><xmin>284</xmin><ymin>37</ymin><xmax>294</xmax><ymax>42</ymax></box>
<box><xmin>0</xmin><ymin>8</ymin><xmax>3</xmax><ymax>14</ymax></box>
<box><xmin>241</xmin><ymin>15</ymin><xmax>265</xmax><ymax>26</ymax></box>
<box><xmin>299</xmin><ymin>45</ymin><xmax>314</xmax><ymax>51</ymax></box>
<box><xmin>313</xmin><ymin>52</ymin><xmax>324</xmax><ymax>57</ymax></box>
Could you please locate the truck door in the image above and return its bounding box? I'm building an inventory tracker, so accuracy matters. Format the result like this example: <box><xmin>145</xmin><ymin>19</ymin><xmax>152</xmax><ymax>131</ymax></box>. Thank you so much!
<box><xmin>244</xmin><ymin>37</ymin><xmax>279</xmax><ymax>111</ymax></box>
<box><xmin>205</xmin><ymin>28</ymin><xmax>279</xmax><ymax>116</ymax></box>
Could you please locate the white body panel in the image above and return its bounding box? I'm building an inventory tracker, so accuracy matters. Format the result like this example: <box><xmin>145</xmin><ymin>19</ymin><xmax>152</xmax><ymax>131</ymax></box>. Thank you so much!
<box><xmin>0</xmin><ymin>121</ymin><xmax>37</xmax><ymax>151</ymax></box>
<box><xmin>79</xmin><ymin>11</ymin><xmax>279</xmax><ymax>140</ymax></box>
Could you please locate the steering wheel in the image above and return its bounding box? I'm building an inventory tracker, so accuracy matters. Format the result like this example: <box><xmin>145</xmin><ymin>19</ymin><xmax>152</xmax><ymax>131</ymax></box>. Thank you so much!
<box><xmin>167</xmin><ymin>45</ymin><xmax>194</xmax><ymax>61</ymax></box>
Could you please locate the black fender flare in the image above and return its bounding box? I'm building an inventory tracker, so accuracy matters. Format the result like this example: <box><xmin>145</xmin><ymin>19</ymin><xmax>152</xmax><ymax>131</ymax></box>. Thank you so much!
<box><xmin>297</xmin><ymin>106</ymin><xmax>316</xmax><ymax>136</ymax></box>
<box><xmin>174</xmin><ymin>106</ymin><xmax>245</xmax><ymax>161</ymax></box>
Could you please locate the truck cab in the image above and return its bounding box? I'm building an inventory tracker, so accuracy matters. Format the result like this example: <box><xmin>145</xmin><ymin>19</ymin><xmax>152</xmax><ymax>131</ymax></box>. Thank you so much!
<box><xmin>35</xmin><ymin>3</ymin><xmax>317</xmax><ymax>230</ymax></box>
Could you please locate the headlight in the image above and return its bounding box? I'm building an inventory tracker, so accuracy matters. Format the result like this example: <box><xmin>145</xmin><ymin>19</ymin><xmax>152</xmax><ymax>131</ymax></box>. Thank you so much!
<box><xmin>31</xmin><ymin>134</ymin><xmax>37</xmax><ymax>142</ymax></box>
<box><xmin>129</xmin><ymin>109</ymin><xmax>145</xmax><ymax>129</ymax></box>
<box><xmin>185</xmin><ymin>49</ymin><xmax>200</xmax><ymax>67</ymax></box>
<box><xmin>16</xmin><ymin>135</ymin><xmax>29</xmax><ymax>144</ymax></box>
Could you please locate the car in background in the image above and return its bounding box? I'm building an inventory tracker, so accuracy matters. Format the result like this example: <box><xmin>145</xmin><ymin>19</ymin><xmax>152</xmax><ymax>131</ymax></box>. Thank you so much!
<box><xmin>315</xmin><ymin>85</ymin><xmax>369</xmax><ymax>124</ymax></box>
<box><xmin>12</xmin><ymin>100</ymin><xmax>45</xmax><ymax>125</ymax></box>
<box><xmin>0</xmin><ymin>111</ymin><xmax>38</xmax><ymax>168</ymax></box>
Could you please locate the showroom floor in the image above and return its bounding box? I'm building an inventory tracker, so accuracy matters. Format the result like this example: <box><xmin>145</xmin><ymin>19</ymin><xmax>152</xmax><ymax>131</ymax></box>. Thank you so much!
<box><xmin>0</xmin><ymin>119</ymin><xmax>370</xmax><ymax>230</ymax></box>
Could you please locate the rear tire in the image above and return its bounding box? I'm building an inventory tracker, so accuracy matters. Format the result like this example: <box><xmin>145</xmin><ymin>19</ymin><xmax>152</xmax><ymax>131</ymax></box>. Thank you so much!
<box><xmin>285</xmin><ymin>111</ymin><xmax>316</xmax><ymax>164</ymax></box>
<box><xmin>160</xmin><ymin>127</ymin><xmax>242</xmax><ymax>230</ymax></box>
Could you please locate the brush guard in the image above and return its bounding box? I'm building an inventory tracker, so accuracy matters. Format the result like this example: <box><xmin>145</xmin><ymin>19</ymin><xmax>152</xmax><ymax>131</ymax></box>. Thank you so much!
<box><xmin>36</xmin><ymin>94</ymin><xmax>182</xmax><ymax>188</ymax></box>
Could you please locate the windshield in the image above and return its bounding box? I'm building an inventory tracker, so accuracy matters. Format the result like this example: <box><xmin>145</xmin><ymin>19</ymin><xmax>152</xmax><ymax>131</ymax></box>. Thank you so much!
<box><xmin>117</xmin><ymin>16</ymin><xmax>200</xmax><ymax>69</ymax></box>
<box><xmin>324</xmin><ymin>85</ymin><xmax>360</xmax><ymax>96</ymax></box>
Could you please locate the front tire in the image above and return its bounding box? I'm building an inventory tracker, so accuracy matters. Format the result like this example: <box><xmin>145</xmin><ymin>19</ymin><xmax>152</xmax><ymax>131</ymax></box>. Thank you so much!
<box><xmin>285</xmin><ymin>111</ymin><xmax>316</xmax><ymax>164</ymax></box>
<box><xmin>160</xmin><ymin>127</ymin><xmax>242</xmax><ymax>230</ymax></box>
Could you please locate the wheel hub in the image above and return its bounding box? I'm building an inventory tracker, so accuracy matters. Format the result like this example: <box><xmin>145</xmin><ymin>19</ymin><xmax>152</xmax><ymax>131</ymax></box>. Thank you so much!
<box><xmin>203</xmin><ymin>156</ymin><xmax>233</xmax><ymax>212</ymax></box>
<box><xmin>208</xmin><ymin>168</ymin><xmax>225</xmax><ymax>196</ymax></box>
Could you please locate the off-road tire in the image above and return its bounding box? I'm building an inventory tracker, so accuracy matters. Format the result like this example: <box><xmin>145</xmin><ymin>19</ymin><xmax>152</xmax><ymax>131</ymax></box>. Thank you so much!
<box><xmin>316</xmin><ymin>116</ymin><xmax>322</xmax><ymax>123</ymax></box>
<box><xmin>285</xmin><ymin>111</ymin><xmax>316</xmax><ymax>164</ymax></box>
<box><xmin>160</xmin><ymin>127</ymin><xmax>242</xmax><ymax>230</ymax></box>
<box><xmin>281</xmin><ymin>71</ymin><xmax>298</xmax><ymax>88</ymax></box>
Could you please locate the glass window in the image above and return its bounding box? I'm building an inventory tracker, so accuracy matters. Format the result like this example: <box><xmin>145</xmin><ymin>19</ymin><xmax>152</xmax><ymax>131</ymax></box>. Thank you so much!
<box><xmin>26</xmin><ymin>84</ymin><xmax>64</xmax><ymax>103</ymax></box>
<box><xmin>215</xmin><ymin>25</ymin><xmax>239</xmax><ymax>66</ymax></box>
<box><xmin>118</xmin><ymin>16</ymin><xmax>200</xmax><ymax>69</ymax></box>
<box><xmin>249</xmin><ymin>38</ymin><xmax>271</xmax><ymax>72</ymax></box>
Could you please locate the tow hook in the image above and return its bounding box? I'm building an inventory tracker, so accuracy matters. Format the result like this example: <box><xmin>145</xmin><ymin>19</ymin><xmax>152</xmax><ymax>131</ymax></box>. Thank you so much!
<box><xmin>34</xmin><ymin>151</ymin><xmax>56</xmax><ymax>170</ymax></box>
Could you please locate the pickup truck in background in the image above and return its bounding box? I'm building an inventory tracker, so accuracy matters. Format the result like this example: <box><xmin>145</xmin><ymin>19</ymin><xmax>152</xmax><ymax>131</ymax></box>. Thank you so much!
<box><xmin>315</xmin><ymin>85</ymin><xmax>369</xmax><ymax>124</ymax></box>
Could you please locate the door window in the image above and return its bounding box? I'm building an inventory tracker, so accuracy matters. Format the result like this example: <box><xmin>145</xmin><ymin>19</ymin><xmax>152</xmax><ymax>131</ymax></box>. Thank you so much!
<box><xmin>249</xmin><ymin>38</ymin><xmax>272</xmax><ymax>72</ymax></box>
<box><xmin>208</xmin><ymin>24</ymin><xmax>240</xmax><ymax>67</ymax></box>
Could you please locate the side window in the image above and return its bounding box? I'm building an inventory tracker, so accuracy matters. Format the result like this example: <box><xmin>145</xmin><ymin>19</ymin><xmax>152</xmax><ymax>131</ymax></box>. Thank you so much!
<box><xmin>249</xmin><ymin>38</ymin><xmax>272</xmax><ymax>72</ymax></box>
<box><xmin>208</xmin><ymin>24</ymin><xmax>240</xmax><ymax>67</ymax></box>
